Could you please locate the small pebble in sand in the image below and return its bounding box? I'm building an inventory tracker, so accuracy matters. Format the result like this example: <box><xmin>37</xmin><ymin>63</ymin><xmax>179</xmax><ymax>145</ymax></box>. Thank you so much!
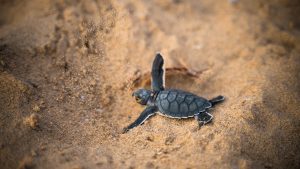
<box><xmin>32</xmin><ymin>105</ymin><xmax>41</xmax><ymax>112</ymax></box>
<box><xmin>18</xmin><ymin>155</ymin><xmax>34</xmax><ymax>169</ymax></box>
<box><xmin>165</xmin><ymin>136</ymin><xmax>175</xmax><ymax>145</ymax></box>
<box><xmin>24</xmin><ymin>113</ymin><xmax>40</xmax><ymax>129</ymax></box>
<box><xmin>146</xmin><ymin>135</ymin><xmax>154</xmax><ymax>142</ymax></box>
<box><xmin>95</xmin><ymin>108</ymin><xmax>103</xmax><ymax>113</ymax></box>
<box><xmin>228</xmin><ymin>0</ymin><xmax>239</xmax><ymax>4</ymax></box>
<box><xmin>0</xmin><ymin>60</ymin><xmax>5</xmax><ymax>69</ymax></box>
<box><xmin>31</xmin><ymin>150</ymin><xmax>38</xmax><ymax>157</ymax></box>
<box><xmin>90</xmin><ymin>79</ymin><xmax>96</xmax><ymax>86</ymax></box>
<box><xmin>39</xmin><ymin>144</ymin><xmax>47</xmax><ymax>151</ymax></box>
<box><xmin>70</xmin><ymin>165</ymin><xmax>84</xmax><ymax>169</ymax></box>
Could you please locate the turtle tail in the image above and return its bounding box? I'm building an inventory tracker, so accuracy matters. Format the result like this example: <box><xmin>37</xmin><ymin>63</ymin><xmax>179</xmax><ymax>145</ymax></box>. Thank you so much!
<box><xmin>209</xmin><ymin>95</ymin><xmax>225</xmax><ymax>106</ymax></box>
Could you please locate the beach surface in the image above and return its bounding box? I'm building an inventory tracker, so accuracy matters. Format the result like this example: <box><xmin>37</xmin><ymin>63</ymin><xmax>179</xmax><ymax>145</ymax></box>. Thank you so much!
<box><xmin>0</xmin><ymin>0</ymin><xmax>299</xmax><ymax>168</ymax></box>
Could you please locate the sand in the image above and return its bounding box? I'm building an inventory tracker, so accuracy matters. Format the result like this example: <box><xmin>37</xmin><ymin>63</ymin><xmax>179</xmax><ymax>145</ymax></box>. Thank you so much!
<box><xmin>0</xmin><ymin>0</ymin><xmax>299</xmax><ymax>168</ymax></box>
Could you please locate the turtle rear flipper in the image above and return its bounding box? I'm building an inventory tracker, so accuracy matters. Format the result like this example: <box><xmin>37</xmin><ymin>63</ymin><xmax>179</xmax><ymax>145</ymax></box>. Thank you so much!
<box><xmin>209</xmin><ymin>95</ymin><xmax>225</xmax><ymax>106</ymax></box>
<box><xmin>123</xmin><ymin>106</ymin><xmax>157</xmax><ymax>133</ymax></box>
<box><xmin>195</xmin><ymin>112</ymin><xmax>213</xmax><ymax>127</ymax></box>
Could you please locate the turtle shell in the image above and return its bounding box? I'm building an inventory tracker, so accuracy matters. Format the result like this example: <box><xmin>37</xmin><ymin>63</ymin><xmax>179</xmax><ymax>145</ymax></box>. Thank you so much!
<box><xmin>155</xmin><ymin>89</ymin><xmax>211</xmax><ymax>118</ymax></box>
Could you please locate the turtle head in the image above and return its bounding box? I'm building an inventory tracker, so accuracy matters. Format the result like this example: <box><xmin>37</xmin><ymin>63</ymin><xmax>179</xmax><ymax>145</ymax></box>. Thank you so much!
<box><xmin>132</xmin><ymin>89</ymin><xmax>152</xmax><ymax>105</ymax></box>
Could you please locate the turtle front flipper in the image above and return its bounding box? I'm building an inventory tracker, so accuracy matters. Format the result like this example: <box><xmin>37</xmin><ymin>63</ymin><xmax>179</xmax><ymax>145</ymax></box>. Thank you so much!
<box><xmin>151</xmin><ymin>53</ymin><xmax>165</xmax><ymax>92</ymax></box>
<box><xmin>123</xmin><ymin>106</ymin><xmax>157</xmax><ymax>133</ymax></box>
<box><xmin>195</xmin><ymin>112</ymin><xmax>213</xmax><ymax>127</ymax></box>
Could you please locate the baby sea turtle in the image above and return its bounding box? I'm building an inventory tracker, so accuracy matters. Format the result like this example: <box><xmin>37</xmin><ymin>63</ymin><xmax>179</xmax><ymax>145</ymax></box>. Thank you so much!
<box><xmin>123</xmin><ymin>53</ymin><xmax>224</xmax><ymax>133</ymax></box>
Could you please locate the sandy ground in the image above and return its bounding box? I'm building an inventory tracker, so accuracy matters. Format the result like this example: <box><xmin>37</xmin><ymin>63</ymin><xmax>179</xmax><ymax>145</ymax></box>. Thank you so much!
<box><xmin>0</xmin><ymin>0</ymin><xmax>300</xmax><ymax>169</ymax></box>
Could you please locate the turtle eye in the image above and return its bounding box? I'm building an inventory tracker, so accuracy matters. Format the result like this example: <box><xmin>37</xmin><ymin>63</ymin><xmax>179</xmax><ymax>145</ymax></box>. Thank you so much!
<box><xmin>136</xmin><ymin>97</ymin><xmax>142</xmax><ymax>102</ymax></box>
